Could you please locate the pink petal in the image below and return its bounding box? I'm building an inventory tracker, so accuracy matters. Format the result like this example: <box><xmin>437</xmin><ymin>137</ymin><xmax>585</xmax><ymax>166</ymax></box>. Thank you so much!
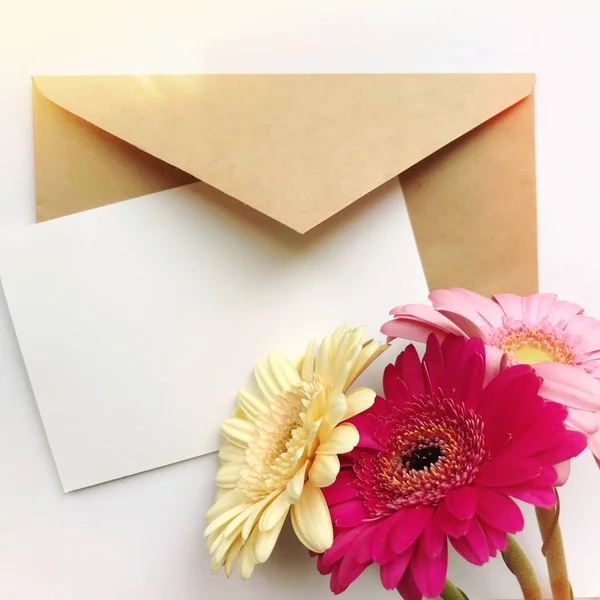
<box><xmin>437</xmin><ymin>309</ymin><xmax>487</xmax><ymax>339</ymax></box>
<box><xmin>423</xmin><ymin>334</ymin><xmax>445</xmax><ymax>393</ymax></box>
<box><xmin>547</xmin><ymin>299</ymin><xmax>585</xmax><ymax>328</ymax></box>
<box><xmin>536</xmin><ymin>362</ymin><xmax>600</xmax><ymax>411</ymax></box>
<box><xmin>478</xmin><ymin>519</ymin><xmax>508</xmax><ymax>553</ymax></box>
<box><xmin>381</xmin><ymin>318</ymin><xmax>450</xmax><ymax>344</ymax></box>
<box><xmin>449</xmin><ymin>519</ymin><xmax>490</xmax><ymax>566</ymax></box>
<box><xmin>348</xmin><ymin>414</ymin><xmax>385</xmax><ymax>451</ymax></box>
<box><xmin>553</xmin><ymin>460</ymin><xmax>571</xmax><ymax>486</ymax></box>
<box><xmin>520</xmin><ymin>293</ymin><xmax>559</xmax><ymax>324</ymax></box>
<box><xmin>456</xmin><ymin>349</ymin><xmax>485</xmax><ymax>410</ymax></box>
<box><xmin>411</xmin><ymin>526</ymin><xmax>448</xmax><ymax>599</ymax></box>
<box><xmin>476</xmin><ymin>458</ymin><xmax>542</xmax><ymax>487</ymax></box>
<box><xmin>380</xmin><ymin>548</ymin><xmax>413</xmax><ymax>590</ymax></box>
<box><xmin>433</xmin><ymin>502</ymin><xmax>471</xmax><ymax>538</ymax></box>
<box><xmin>329</xmin><ymin>556</ymin><xmax>370</xmax><ymax>594</ymax></box>
<box><xmin>483</xmin><ymin>345</ymin><xmax>505</xmax><ymax>387</ymax></box>
<box><xmin>390</xmin><ymin>507</ymin><xmax>435</xmax><ymax>554</ymax></box>
<box><xmin>319</xmin><ymin>527</ymin><xmax>362</xmax><ymax>570</ymax></box>
<box><xmin>369</xmin><ymin>395</ymin><xmax>393</xmax><ymax>417</ymax></box>
<box><xmin>383</xmin><ymin>364</ymin><xmax>413</xmax><ymax>408</ymax></box>
<box><xmin>322</xmin><ymin>469</ymin><xmax>359</xmax><ymax>506</ymax></box>
<box><xmin>531</xmin><ymin>430</ymin><xmax>587</xmax><ymax>465</ymax></box>
<box><xmin>444</xmin><ymin>487</ymin><xmax>478</xmax><ymax>520</ymax></box>
<box><xmin>391</xmin><ymin>304</ymin><xmax>469</xmax><ymax>337</ymax></box>
<box><xmin>563</xmin><ymin>313</ymin><xmax>600</xmax><ymax>338</ymax></box>
<box><xmin>396</xmin><ymin>344</ymin><xmax>425</xmax><ymax>396</ymax></box>
<box><xmin>317</xmin><ymin>553</ymin><xmax>334</xmax><ymax>575</ymax></box>
<box><xmin>492</xmin><ymin>293</ymin><xmax>524</xmax><ymax>321</ymax></box>
<box><xmin>429</xmin><ymin>287</ymin><xmax>505</xmax><ymax>328</ymax></box>
<box><xmin>396</xmin><ymin>569</ymin><xmax>423</xmax><ymax>600</ymax></box>
<box><xmin>351</xmin><ymin>524</ymin><xmax>379</xmax><ymax>564</ymax></box>
<box><xmin>588</xmin><ymin>430</ymin><xmax>600</xmax><ymax>466</ymax></box>
<box><xmin>565</xmin><ymin>409</ymin><xmax>600</xmax><ymax>435</ymax></box>
<box><xmin>503</xmin><ymin>486</ymin><xmax>558</xmax><ymax>508</ymax></box>
<box><xmin>475</xmin><ymin>488</ymin><xmax>524</xmax><ymax>534</ymax></box>
<box><xmin>329</xmin><ymin>499</ymin><xmax>370</xmax><ymax>527</ymax></box>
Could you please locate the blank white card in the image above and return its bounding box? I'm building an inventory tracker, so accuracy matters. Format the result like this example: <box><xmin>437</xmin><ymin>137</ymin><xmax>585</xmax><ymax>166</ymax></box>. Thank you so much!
<box><xmin>0</xmin><ymin>179</ymin><xmax>428</xmax><ymax>491</ymax></box>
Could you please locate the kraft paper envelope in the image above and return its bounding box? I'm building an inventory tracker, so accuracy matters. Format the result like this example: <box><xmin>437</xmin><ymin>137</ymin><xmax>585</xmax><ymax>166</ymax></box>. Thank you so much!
<box><xmin>31</xmin><ymin>73</ymin><xmax>538</xmax><ymax>297</ymax></box>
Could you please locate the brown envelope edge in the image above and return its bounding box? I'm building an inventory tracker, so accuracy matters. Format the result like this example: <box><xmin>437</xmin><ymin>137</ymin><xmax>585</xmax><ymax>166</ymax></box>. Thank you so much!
<box><xmin>402</xmin><ymin>94</ymin><xmax>537</xmax><ymax>297</ymax></box>
<box><xmin>32</xmin><ymin>75</ymin><xmax>537</xmax><ymax>297</ymax></box>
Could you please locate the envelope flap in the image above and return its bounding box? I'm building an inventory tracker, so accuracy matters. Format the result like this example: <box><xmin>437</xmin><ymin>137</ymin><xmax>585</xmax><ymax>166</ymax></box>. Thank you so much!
<box><xmin>33</xmin><ymin>73</ymin><xmax>534</xmax><ymax>233</ymax></box>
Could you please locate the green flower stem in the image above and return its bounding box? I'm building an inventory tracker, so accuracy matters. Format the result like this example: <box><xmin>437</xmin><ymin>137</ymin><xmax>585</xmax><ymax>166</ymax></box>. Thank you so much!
<box><xmin>536</xmin><ymin>505</ymin><xmax>574</xmax><ymax>600</ymax></box>
<box><xmin>502</xmin><ymin>535</ymin><xmax>543</xmax><ymax>600</ymax></box>
<box><xmin>441</xmin><ymin>579</ymin><xmax>469</xmax><ymax>600</ymax></box>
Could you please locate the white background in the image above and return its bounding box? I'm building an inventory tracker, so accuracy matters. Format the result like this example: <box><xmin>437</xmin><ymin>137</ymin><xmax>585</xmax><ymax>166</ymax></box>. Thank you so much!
<box><xmin>2</xmin><ymin>1</ymin><xmax>600</xmax><ymax>599</ymax></box>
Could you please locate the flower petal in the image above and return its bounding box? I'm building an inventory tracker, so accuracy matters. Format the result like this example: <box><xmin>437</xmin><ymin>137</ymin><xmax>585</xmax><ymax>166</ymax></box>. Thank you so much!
<box><xmin>290</xmin><ymin>482</ymin><xmax>333</xmax><ymax>552</ymax></box>
<box><xmin>321</xmin><ymin>468</ymin><xmax>358</xmax><ymax>505</ymax></box>
<box><xmin>308</xmin><ymin>453</ymin><xmax>340</xmax><ymax>488</ymax></box>
<box><xmin>536</xmin><ymin>361</ymin><xmax>600</xmax><ymax>411</ymax></box>
<box><xmin>317</xmin><ymin>423</ymin><xmax>360</xmax><ymax>455</ymax></box>
<box><xmin>380</xmin><ymin>547</ymin><xmax>413</xmax><ymax>590</ymax></box>
<box><xmin>221</xmin><ymin>417</ymin><xmax>256</xmax><ymax>448</ymax></box>
<box><xmin>329</xmin><ymin>498</ymin><xmax>370</xmax><ymax>528</ymax></box>
<box><xmin>475</xmin><ymin>488</ymin><xmax>524</xmax><ymax>534</ymax></box>
<box><xmin>396</xmin><ymin>569</ymin><xmax>423</xmax><ymax>600</ymax></box>
<box><xmin>444</xmin><ymin>486</ymin><xmax>478</xmax><ymax>520</ymax></box>
<box><xmin>390</xmin><ymin>507</ymin><xmax>434</xmax><ymax>554</ymax></box>
<box><xmin>286</xmin><ymin>461</ymin><xmax>308</xmax><ymax>503</ymax></box>
<box><xmin>429</xmin><ymin>287</ymin><xmax>505</xmax><ymax>328</ymax></box>
<box><xmin>258</xmin><ymin>492</ymin><xmax>291</xmax><ymax>531</ymax></box>
<box><xmin>411</xmin><ymin>524</ymin><xmax>448</xmax><ymax>599</ymax></box>
<box><xmin>254</xmin><ymin>513</ymin><xmax>287</xmax><ymax>563</ymax></box>
<box><xmin>344</xmin><ymin>388</ymin><xmax>375</xmax><ymax>420</ymax></box>
<box><xmin>215</xmin><ymin>462</ymin><xmax>242</xmax><ymax>488</ymax></box>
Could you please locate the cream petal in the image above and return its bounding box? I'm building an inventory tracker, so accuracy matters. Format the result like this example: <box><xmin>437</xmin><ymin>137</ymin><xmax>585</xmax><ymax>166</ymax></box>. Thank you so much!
<box><xmin>237</xmin><ymin>388</ymin><xmax>269</xmax><ymax>420</ymax></box>
<box><xmin>344</xmin><ymin>387</ymin><xmax>376</xmax><ymax>420</ymax></box>
<box><xmin>240</xmin><ymin>490</ymin><xmax>281</xmax><ymax>540</ymax></box>
<box><xmin>218</xmin><ymin>442</ymin><xmax>246</xmax><ymax>464</ymax></box>
<box><xmin>286</xmin><ymin>461</ymin><xmax>308</xmax><ymax>503</ymax></box>
<box><xmin>308</xmin><ymin>453</ymin><xmax>340</xmax><ymax>488</ymax></box>
<box><xmin>320</xmin><ymin>392</ymin><xmax>348</xmax><ymax>438</ymax></box>
<box><xmin>205</xmin><ymin>489</ymin><xmax>246</xmax><ymax>522</ymax></box>
<box><xmin>211</xmin><ymin>552</ymin><xmax>226</xmax><ymax>574</ymax></box>
<box><xmin>213</xmin><ymin>524</ymin><xmax>243</xmax><ymax>563</ymax></box>
<box><xmin>258</xmin><ymin>492</ymin><xmax>291</xmax><ymax>531</ymax></box>
<box><xmin>269</xmin><ymin>352</ymin><xmax>302</xmax><ymax>389</ymax></box>
<box><xmin>290</xmin><ymin>483</ymin><xmax>334</xmax><ymax>553</ymax></box>
<box><xmin>215</xmin><ymin>462</ymin><xmax>242</xmax><ymax>488</ymax></box>
<box><xmin>237</xmin><ymin>542</ymin><xmax>257</xmax><ymax>579</ymax></box>
<box><xmin>224</xmin><ymin>537</ymin><xmax>244</xmax><ymax>577</ymax></box>
<box><xmin>255</xmin><ymin>358</ymin><xmax>282</xmax><ymax>401</ymax></box>
<box><xmin>221</xmin><ymin>417</ymin><xmax>256</xmax><ymax>448</ymax></box>
<box><xmin>347</xmin><ymin>341</ymin><xmax>388</xmax><ymax>389</ymax></box>
<box><xmin>300</xmin><ymin>338</ymin><xmax>317</xmax><ymax>380</ymax></box>
<box><xmin>317</xmin><ymin>423</ymin><xmax>360</xmax><ymax>455</ymax></box>
<box><xmin>254</xmin><ymin>514</ymin><xmax>287</xmax><ymax>564</ymax></box>
<box><xmin>330</xmin><ymin>343</ymin><xmax>362</xmax><ymax>395</ymax></box>
<box><xmin>205</xmin><ymin>502</ymin><xmax>252</xmax><ymax>537</ymax></box>
<box><xmin>316</xmin><ymin>334</ymin><xmax>333</xmax><ymax>381</ymax></box>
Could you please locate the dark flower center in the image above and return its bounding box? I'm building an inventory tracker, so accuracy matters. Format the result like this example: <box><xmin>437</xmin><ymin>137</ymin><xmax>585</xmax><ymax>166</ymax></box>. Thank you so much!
<box><xmin>402</xmin><ymin>444</ymin><xmax>443</xmax><ymax>471</ymax></box>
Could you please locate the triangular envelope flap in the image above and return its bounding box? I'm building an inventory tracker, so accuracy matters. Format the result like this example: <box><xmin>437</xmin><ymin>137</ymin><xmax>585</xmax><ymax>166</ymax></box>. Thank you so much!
<box><xmin>33</xmin><ymin>73</ymin><xmax>535</xmax><ymax>233</ymax></box>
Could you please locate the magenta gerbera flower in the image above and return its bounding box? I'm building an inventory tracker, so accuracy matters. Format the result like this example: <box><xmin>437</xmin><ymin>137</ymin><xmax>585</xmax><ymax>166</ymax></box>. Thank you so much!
<box><xmin>316</xmin><ymin>335</ymin><xmax>586</xmax><ymax>600</ymax></box>
<box><xmin>381</xmin><ymin>289</ymin><xmax>600</xmax><ymax>465</ymax></box>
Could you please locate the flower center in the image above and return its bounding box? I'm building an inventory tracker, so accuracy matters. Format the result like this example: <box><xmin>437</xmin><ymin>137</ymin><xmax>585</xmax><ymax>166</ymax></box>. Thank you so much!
<box><xmin>494</xmin><ymin>326</ymin><xmax>575</xmax><ymax>365</ymax></box>
<box><xmin>401</xmin><ymin>443</ymin><xmax>443</xmax><ymax>471</ymax></box>
<box><xmin>354</xmin><ymin>394</ymin><xmax>486</xmax><ymax>516</ymax></box>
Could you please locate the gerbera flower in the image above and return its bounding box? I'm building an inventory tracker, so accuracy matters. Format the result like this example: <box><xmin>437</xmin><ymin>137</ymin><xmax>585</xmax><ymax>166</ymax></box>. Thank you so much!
<box><xmin>381</xmin><ymin>289</ymin><xmax>600</xmax><ymax>464</ymax></box>
<box><xmin>317</xmin><ymin>335</ymin><xmax>586</xmax><ymax>600</ymax></box>
<box><xmin>204</xmin><ymin>325</ymin><xmax>388</xmax><ymax>579</ymax></box>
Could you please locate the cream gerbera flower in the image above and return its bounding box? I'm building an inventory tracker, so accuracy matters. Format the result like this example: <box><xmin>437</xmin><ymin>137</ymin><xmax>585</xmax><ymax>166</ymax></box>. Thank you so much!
<box><xmin>204</xmin><ymin>325</ymin><xmax>388</xmax><ymax>579</ymax></box>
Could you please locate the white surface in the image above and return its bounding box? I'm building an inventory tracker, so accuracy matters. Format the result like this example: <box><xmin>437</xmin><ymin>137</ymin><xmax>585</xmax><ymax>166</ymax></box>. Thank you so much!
<box><xmin>0</xmin><ymin>178</ymin><xmax>427</xmax><ymax>492</ymax></box>
<box><xmin>1</xmin><ymin>1</ymin><xmax>600</xmax><ymax>598</ymax></box>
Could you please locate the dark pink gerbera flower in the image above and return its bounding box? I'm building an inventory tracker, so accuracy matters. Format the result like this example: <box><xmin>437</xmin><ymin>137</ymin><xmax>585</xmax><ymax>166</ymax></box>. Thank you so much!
<box><xmin>316</xmin><ymin>335</ymin><xmax>587</xmax><ymax>600</ymax></box>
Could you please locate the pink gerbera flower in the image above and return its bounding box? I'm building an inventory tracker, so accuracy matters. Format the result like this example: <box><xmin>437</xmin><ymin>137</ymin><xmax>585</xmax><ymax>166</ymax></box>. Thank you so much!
<box><xmin>382</xmin><ymin>289</ymin><xmax>600</xmax><ymax>464</ymax></box>
<box><xmin>317</xmin><ymin>335</ymin><xmax>586</xmax><ymax>600</ymax></box>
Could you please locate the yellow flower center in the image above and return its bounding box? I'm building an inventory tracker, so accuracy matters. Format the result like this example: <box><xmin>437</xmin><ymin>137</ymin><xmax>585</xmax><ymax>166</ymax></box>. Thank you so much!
<box><xmin>238</xmin><ymin>377</ymin><xmax>326</xmax><ymax>501</ymax></box>
<box><xmin>497</xmin><ymin>327</ymin><xmax>574</xmax><ymax>365</ymax></box>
